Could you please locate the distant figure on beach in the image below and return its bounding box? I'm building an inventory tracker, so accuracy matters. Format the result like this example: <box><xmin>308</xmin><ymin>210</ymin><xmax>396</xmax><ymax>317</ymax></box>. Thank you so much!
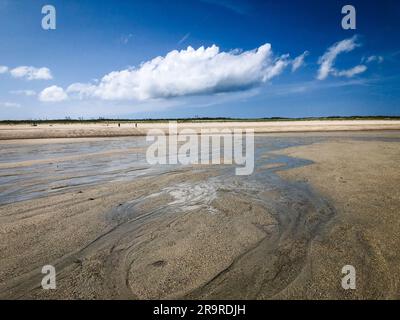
<box><xmin>118</xmin><ymin>123</ymin><xmax>120</xmax><ymax>127</ymax></box>
<box><xmin>135</xmin><ymin>123</ymin><xmax>137</xmax><ymax>128</ymax></box>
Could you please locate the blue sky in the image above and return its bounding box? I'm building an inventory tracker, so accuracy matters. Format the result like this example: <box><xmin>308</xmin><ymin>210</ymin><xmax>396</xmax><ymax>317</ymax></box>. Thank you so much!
<box><xmin>0</xmin><ymin>0</ymin><xmax>399</xmax><ymax>119</ymax></box>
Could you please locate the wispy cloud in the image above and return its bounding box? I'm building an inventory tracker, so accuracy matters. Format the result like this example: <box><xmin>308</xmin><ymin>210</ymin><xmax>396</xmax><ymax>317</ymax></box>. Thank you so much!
<box><xmin>267</xmin><ymin>78</ymin><xmax>372</xmax><ymax>96</ymax></box>
<box><xmin>0</xmin><ymin>65</ymin><xmax>8</xmax><ymax>74</ymax></box>
<box><xmin>364</xmin><ymin>55</ymin><xmax>384</xmax><ymax>64</ymax></box>
<box><xmin>292</xmin><ymin>51</ymin><xmax>309</xmax><ymax>72</ymax></box>
<box><xmin>0</xmin><ymin>101</ymin><xmax>21</xmax><ymax>108</ymax></box>
<box><xmin>333</xmin><ymin>65</ymin><xmax>367</xmax><ymax>78</ymax></box>
<box><xmin>119</xmin><ymin>33</ymin><xmax>133</xmax><ymax>45</ymax></box>
<box><xmin>200</xmin><ymin>0</ymin><xmax>252</xmax><ymax>15</ymax></box>
<box><xmin>10</xmin><ymin>66</ymin><xmax>52</xmax><ymax>80</ymax></box>
<box><xmin>178</xmin><ymin>32</ymin><xmax>191</xmax><ymax>45</ymax></box>
<box><xmin>317</xmin><ymin>36</ymin><xmax>366</xmax><ymax>80</ymax></box>
<box><xmin>10</xmin><ymin>89</ymin><xmax>37</xmax><ymax>96</ymax></box>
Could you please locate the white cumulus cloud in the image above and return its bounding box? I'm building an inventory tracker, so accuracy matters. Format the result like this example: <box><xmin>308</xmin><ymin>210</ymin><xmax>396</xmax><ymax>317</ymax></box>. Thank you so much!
<box><xmin>66</xmin><ymin>82</ymin><xmax>97</xmax><ymax>99</ymax></box>
<box><xmin>67</xmin><ymin>44</ymin><xmax>291</xmax><ymax>101</ymax></box>
<box><xmin>39</xmin><ymin>85</ymin><xmax>68</xmax><ymax>102</ymax></box>
<box><xmin>10</xmin><ymin>66</ymin><xmax>52</xmax><ymax>80</ymax></box>
<box><xmin>317</xmin><ymin>36</ymin><xmax>364</xmax><ymax>80</ymax></box>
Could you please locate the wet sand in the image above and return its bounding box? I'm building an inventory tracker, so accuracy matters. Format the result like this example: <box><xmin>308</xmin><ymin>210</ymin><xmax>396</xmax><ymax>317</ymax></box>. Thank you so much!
<box><xmin>274</xmin><ymin>138</ymin><xmax>400</xmax><ymax>299</ymax></box>
<box><xmin>1</xmin><ymin>120</ymin><xmax>400</xmax><ymax>140</ymax></box>
<box><xmin>0</xmin><ymin>131</ymin><xmax>399</xmax><ymax>299</ymax></box>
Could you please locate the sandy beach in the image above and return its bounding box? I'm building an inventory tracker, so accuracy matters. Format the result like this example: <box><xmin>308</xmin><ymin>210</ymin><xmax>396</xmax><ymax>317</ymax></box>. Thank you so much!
<box><xmin>0</xmin><ymin>129</ymin><xmax>399</xmax><ymax>299</ymax></box>
<box><xmin>1</xmin><ymin>120</ymin><xmax>400</xmax><ymax>140</ymax></box>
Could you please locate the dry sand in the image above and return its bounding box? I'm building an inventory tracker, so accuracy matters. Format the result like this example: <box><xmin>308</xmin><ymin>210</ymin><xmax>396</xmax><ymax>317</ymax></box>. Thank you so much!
<box><xmin>0</xmin><ymin>131</ymin><xmax>399</xmax><ymax>299</ymax></box>
<box><xmin>1</xmin><ymin>120</ymin><xmax>400</xmax><ymax>140</ymax></box>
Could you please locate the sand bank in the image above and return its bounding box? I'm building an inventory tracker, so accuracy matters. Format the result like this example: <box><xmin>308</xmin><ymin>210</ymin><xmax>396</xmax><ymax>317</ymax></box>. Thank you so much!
<box><xmin>1</xmin><ymin>120</ymin><xmax>400</xmax><ymax>140</ymax></box>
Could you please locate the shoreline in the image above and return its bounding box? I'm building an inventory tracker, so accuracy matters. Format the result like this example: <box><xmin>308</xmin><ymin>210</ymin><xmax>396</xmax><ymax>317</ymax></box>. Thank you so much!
<box><xmin>1</xmin><ymin>120</ymin><xmax>400</xmax><ymax>140</ymax></box>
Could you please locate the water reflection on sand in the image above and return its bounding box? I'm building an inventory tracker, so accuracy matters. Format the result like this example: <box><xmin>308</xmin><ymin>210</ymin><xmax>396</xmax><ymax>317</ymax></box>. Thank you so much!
<box><xmin>1</xmin><ymin>131</ymin><xmax>400</xmax><ymax>299</ymax></box>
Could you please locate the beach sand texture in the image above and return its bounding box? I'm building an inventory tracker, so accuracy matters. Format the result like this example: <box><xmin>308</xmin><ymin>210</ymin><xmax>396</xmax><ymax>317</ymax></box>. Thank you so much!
<box><xmin>0</xmin><ymin>130</ymin><xmax>399</xmax><ymax>299</ymax></box>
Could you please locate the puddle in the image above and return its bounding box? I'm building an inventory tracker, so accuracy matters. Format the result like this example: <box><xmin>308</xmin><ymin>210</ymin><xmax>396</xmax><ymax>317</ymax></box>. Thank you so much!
<box><xmin>1</xmin><ymin>131</ymin><xmax>399</xmax><ymax>207</ymax></box>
